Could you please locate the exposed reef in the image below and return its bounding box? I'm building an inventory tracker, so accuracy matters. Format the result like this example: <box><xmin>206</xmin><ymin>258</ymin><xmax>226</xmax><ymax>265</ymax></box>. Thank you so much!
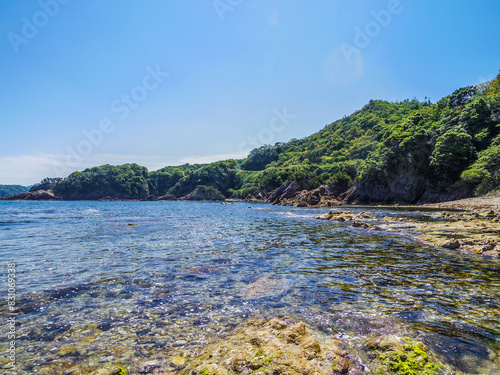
<box><xmin>315</xmin><ymin>208</ymin><xmax>500</xmax><ymax>257</ymax></box>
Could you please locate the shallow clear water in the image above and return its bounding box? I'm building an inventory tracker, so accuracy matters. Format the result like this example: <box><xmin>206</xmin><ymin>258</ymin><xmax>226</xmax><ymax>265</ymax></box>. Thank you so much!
<box><xmin>0</xmin><ymin>201</ymin><xmax>499</xmax><ymax>374</ymax></box>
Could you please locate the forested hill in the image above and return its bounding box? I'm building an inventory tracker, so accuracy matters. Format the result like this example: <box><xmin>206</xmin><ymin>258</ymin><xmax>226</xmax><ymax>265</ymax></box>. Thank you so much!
<box><xmin>10</xmin><ymin>73</ymin><xmax>500</xmax><ymax>203</ymax></box>
<box><xmin>0</xmin><ymin>185</ymin><xmax>29</xmax><ymax>197</ymax></box>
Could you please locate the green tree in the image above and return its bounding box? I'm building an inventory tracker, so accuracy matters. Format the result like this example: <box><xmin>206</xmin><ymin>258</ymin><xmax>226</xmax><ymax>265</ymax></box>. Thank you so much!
<box><xmin>430</xmin><ymin>130</ymin><xmax>476</xmax><ymax>182</ymax></box>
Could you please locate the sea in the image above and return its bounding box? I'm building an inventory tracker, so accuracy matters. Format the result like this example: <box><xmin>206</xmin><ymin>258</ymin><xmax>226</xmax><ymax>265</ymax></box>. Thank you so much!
<box><xmin>0</xmin><ymin>201</ymin><xmax>499</xmax><ymax>374</ymax></box>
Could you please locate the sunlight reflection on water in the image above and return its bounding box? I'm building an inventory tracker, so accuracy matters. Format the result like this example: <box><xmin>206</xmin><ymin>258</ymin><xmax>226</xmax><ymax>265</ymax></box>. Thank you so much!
<box><xmin>0</xmin><ymin>201</ymin><xmax>499</xmax><ymax>374</ymax></box>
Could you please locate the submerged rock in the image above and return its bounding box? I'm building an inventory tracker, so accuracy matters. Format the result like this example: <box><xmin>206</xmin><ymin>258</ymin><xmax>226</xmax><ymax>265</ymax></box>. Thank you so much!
<box><xmin>182</xmin><ymin>317</ymin><xmax>349</xmax><ymax>375</ymax></box>
<box><xmin>91</xmin><ymin>365</ymin><xmax>126</xmax><ymax>375</ymax></box>
<box><xmin>316</xmin><ymin>210</ymin><xmax>374</xmax><ymax>221</ymax></box>
<box><xmin>441</xmin><ymin>240</ymin><xmax>461</xmax><ymax>249</ymax></box>
<box><xmin>169</xmin><ymin>354</ymin><xmax>188</xmax><ymax>368</ymax></box>
<box><xmin>364</xmin><ymin>335</ymin><xmax>444</xmax><ymax>375</ymax></box>
<box><xmin>139</xmin><ymin>360</ymin><xmax>161</xmax><ymax>373</ymax></box>
<box><xmin>418</xmin><ymin>217</ymin><xmax>500</xmax><ymax>257</ymax></box>
<box><xmin>352</xmin><ymin>221</ymin><xmax>382</xmax><ymax>230</ymax></box>
<box><xmin>240</xmin><ymin>275</ymin><xmax>291</xmax><ymax>300</ymax></box>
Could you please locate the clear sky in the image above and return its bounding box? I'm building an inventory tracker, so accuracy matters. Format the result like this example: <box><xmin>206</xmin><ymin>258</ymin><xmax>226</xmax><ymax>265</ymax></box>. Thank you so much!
<box><xmin>0</xmin><ymin>0</ymin><xmax>499</xmax><ymax>185</ymax></box>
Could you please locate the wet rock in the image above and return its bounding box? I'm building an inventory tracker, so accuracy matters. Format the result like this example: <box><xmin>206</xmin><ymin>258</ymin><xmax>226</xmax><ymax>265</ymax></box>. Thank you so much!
<box><xmin>173</xmin><ymin>339</ymin><xmax>187</xmax><ymax>347</ymax></box>
<box><xmin>269</xmin><ymin>317</ymin><xmax>289</xmax><ymax>330</ymax></box>
<box><xmin>186</xmin><ymin>265</ymin><xmax>219</xmax><ymax>275</ymax></box>
<box><xmin>332</xmin><ymin>354</ymin><xmax>349</xmax><ymax>374</ymax></box>
<box><xmin>240</xmin><ymin>275</ymin><xmax>290</xmax><ymax>299</ymax></box>
<box><xmin>300</xmin><ymin>336</ymin><xmax>322</xmax><ymax>359</ymax></box>
<box><xmin>278</xmin><ymin>322</ymin><xmax>307</xmax><ymax>343</ymax></box>
<box><xmin>483</xmin><ymin>249</ymin><xmax>500</xmax><ymax>257</ymax></box>
<box><xmin>301</xmin><ymin>336</ymin><xmax>321</xmax><ymax>353</ymax></box>
<box><xmin>441</xmin><ymin>240</ymin><xmax>461</xmax><ymax>249</ymax></box>
<box><xmin>91</xmin><ymin>365</ymin><xmax>126</xmax><ymax>375</ymax></box>
<box><xmin>485</xmin><ymin>210</ymin><xmax>496</xmax><ymax>218</ymax></box>
<box><xmin>364</xmin><ymin>334</ymin><xmax>405</xmax><ymax>352</ymax></box>
<box><xmin>352</xmin><ymin>221</ymin><xmax>382</xmax><ymax>230</ymax></box>
<box><xmin>139</xmin><ymin>360</ymin><xmax>161</xmax><ymax>373</ymax></box>
<box><xmin>154</xmin><ymin>289</ymin><xmax>170</xmax><ymax>298</ymax></box>
<box><xmin>364</xmin><ymin>335</ymin><xmax>444</xmax><ymax>375</ymax></box>
<box><xmin>383</xmin><ymin>216</ymin><xmax>418</xmax><ymax>223</ymax></box>
<box><xmin>316</xmin><ymin>210</ymin><xmax>374</xmax><ymax>221</ymax></box>
<box><xmin>479</xmin><ymin>242</ymin><xmax>496</xmax><ymax>252</ymax></box>
<box><xmin>182</xmin><ymin>317</ymin><xmax>349</xmax><ymax>375</ymax></box>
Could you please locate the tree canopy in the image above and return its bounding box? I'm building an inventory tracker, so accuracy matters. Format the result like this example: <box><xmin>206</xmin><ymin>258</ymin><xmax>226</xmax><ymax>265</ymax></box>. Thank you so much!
<box><xmin>33</xmin><ymin>72</ymin><xmax>500</xmax><ymax>200</ymax></box>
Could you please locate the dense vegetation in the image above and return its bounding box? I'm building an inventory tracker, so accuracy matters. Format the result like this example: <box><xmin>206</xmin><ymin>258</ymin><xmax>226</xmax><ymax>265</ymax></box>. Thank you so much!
<box><xmin>32</xmin><ymin>73</ymin><xmax>500</xmax><ymax>201</ymax></box>
<box><xmin>0</xmin><ymin>185</ymin><xmax>29</xmax><ymax>197</ymax></box>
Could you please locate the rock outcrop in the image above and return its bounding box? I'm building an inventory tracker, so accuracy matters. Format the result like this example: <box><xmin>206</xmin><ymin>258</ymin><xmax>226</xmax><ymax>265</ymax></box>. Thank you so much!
<box><xmin>316</xmin><ymin>210</ymin><xmax>374</xmax><ymax>221</ymax></box>
<box><xmin>91</xmin><ymin>365</ymin><xmax>126</xmax><ymax>375</ymax></box>
<box><xmin>182</xmin><ymin>317</ymin><xmax>349</xmax><ymax>375</ymax></box>
<box><xmin>363</xmin><ymin>335</ymin><xmax>445</xmax><ymax>374</ymax></box>
<box><xmin>245</xmin><ymin>176</ymin><xmax>475</xmax><ymax>207</ymax></box>
<box><xmin>247</xmin><ymin>182</ymin><xmax>347</xmax><ymax>207</ymax></box>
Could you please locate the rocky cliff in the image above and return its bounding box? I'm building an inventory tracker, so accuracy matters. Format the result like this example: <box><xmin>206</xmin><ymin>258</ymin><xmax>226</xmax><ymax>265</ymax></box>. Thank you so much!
<box><xmin>246</xmin><ymin>176</ymin><xmax>474</xmax><ymax>207</ymax></box>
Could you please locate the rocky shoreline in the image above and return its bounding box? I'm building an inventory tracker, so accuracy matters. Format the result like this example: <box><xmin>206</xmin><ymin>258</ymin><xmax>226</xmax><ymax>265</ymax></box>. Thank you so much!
<box><xmin>244</xmin><ymin>181</ymin><xmax>500</xmax><ymax>258</ymax></box>
<box><xmin>90</xmin><ymin>317</ymin><xmax>449</xmax><ymax>375</ymax></box>
<box><xmin>245</xmin><ymin>179</ymin><xmax>473</xmax><ymax>207</ymax></box>
<box><xmin>313</xmin><ymin>207</ymin><xmax>500</xmax><ymax>258</ymax></box>
<box><xmin>0</xmin><ymin>186</ymin><xmax>227</xmax><ymax>202</ymax></box>
<box><xmin>4</xmin><ymin>184</ymin><xmax>499</xmax><ymax>258</ymax></box>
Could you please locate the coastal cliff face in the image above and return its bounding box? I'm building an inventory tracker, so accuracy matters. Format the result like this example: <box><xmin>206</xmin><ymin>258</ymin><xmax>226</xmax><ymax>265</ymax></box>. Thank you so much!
<box><xmin>245</xmin><ymin>176</ymin><xmax>473</xmax><ymax>207</ymax></box>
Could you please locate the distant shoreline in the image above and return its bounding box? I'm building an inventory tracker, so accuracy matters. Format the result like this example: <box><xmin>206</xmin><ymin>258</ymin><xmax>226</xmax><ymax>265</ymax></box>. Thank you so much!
<box><xmin>2</xmin><ymin>190</ymin><xmax>500</xmax><ymax>212</ymax></box>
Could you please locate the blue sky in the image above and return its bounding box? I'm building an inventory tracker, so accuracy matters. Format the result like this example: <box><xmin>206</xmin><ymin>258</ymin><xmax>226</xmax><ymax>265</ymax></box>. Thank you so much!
<box><xmin>0</xmin><ymin>0</ymin><xmax>499</xmax><ymax>185</ymax></box>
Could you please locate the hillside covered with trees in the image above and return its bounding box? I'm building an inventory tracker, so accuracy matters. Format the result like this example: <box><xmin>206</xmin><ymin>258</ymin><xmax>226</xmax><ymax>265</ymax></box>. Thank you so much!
<box><xmin>8</xmin><ymin>73</ymin><xmax>500</xmax><ymax>204</ymax></box>
<box><xmin>0</xmin><ymin>185</ymin><xmax>29</xmax><ymax>197</ymax></box>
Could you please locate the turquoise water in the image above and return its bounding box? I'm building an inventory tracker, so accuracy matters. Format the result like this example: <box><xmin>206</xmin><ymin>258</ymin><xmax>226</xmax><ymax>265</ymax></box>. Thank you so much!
<box><xmin>0</xmin><ymin>201</ymin><xmax>499</xmax><ymax>374</ymax></box>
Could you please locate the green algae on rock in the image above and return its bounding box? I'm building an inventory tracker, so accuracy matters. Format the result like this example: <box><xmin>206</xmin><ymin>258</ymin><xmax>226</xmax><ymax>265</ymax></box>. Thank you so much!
<box><xmin>181</xmin><ymin>317</ymin><xmax>349</xmax><ymax>375</ymax></box>
<box><xmin>91</xmin><ymin>365</ymin><xmax>127</xmax><ymax>375</ymax></box>
<box><xmin>364</xmin><ymin>335</ymin><xmax>444</xmax><ymax>375</ymax></box>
